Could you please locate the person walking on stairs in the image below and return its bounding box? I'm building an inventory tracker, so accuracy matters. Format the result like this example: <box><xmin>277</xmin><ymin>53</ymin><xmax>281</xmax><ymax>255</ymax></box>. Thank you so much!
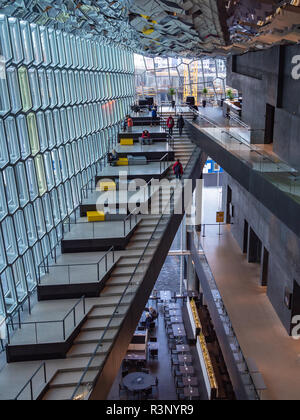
<box><xmin>173</xmin><ymin>159</ymin><xmax>183</xmax><ymax>180</ymax></box>
<box><xmin>177</xmin><ymin>115</ymin><xmax>185</xmax><ymax>136</ymax></box>
<box><xmin>167</xmin><ymin>115</ymin><xmax>175</xmax><ymax>136</ymax></box>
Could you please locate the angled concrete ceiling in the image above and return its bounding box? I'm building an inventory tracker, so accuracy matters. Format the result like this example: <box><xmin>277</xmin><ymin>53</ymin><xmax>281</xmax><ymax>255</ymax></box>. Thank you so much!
<box><xmin>0</xmin><ymin>0</ymin><xmax>299</xmax><ymax>57</ymax></box>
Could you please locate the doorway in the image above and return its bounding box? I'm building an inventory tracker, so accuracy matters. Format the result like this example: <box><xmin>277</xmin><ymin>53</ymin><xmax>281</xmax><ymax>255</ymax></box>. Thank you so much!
<box><xmin>243</xmin><ymin>220</ymin><xmax>249</xmax><ymax>254</ymax></box>
<box><xmin>261</xmin><ymin>247</ymin><xmax>269</xmax><ymax>286</ymax></box>
<box><xmin>247</xmin><ymin>228</ymin><xmax>262</xmax><ymax>263</ymax></box>
<box><xmin>226</xmin><ymin>186</ymin><xmax>232</xmax><ymax>224</ymax></box>
<box><xmin>264</xmin><ymin>103</ymin><xmax>275</xmax><ymax>144</ymax></box>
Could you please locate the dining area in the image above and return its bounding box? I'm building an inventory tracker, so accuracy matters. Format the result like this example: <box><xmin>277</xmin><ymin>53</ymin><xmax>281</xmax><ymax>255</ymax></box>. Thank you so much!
<box><xmin>163</xmin><ymin>299</ymin><xmax>202</xmax><ymax>400</ymax></box>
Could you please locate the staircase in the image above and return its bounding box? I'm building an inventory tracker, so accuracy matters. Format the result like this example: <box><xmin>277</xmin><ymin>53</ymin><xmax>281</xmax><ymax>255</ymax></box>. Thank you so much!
<box><xmin>34</xmin><ymin>116</ymin><xmax>204</xmax><ymax>400</ymax></box>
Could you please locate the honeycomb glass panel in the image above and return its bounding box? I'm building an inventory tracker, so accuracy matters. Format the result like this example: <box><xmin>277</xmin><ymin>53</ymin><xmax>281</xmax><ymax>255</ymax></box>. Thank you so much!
<box><xmin>24</xmin><ymin>204</ymin><xmax>37</xmax><ymax>246</ymax></box>
<box><xmin>28</xmin><ymin>68</ymin><xmax>42</xmax><ymax>111</ymax></box>
<box><xmin>16</xmin><ymin>114</ymin><xmax>31</xmax><ymax>159</ymax></box>
<box><xmin>30</xmin><ymin>23</ymin><xmax>43</xmax><ymax>66</ymax></box>
<box><xmin>15</xmin><ymin>162</ymin><xmax>29</xmax><ymax>207</ymax></box>
<box><xmin>6</xmin><ymin>67</ymin><xmax>22</xmax><ymax>114</ymax></box>
<box><xmin>20</xmin><ymin>20</ymin><xmax>34</xmax><ymax>66</ymax></box>
<box><xmin>13</xmin><ymin>211</ymin><xmax>28</xmax><ymax>255</ymax></box>
<box><xmin>27</xmin><ymin>113</ymin><xmax>39</xmax><ymax>155</ymax></box>
<box><xmin>23</xmin><ymin>250</ymin><xmax>36</xmax><ymax>291</ymax></box>
<box><xmin>0</xmin><ymin>119</ymin><xmax>9</xmax><ymax>168</ymax></box>
<box><xmin>25</xmin><ymin>158</ymin><xmax>39</xmax><ymax>200</ymax></box>
<box><xmin>0</xmin><ymin>14</ymin><xmax>12</xmax><ymax>63</ymax></box>
<box><xmin>2</xmin><ymin>217</ymin><xmax>18</xmax><ymax>264</ymax></box>
<box><xmin>8</xmin><ymin>17</ymin><xmax>23</xmax><ymax>65</ymax></box>
<box><xmin>4</xmin><ymin>116</ymin><xmax>20</xmax><ymax>164</ymax></box>
<box><xmin>34</xmin><ymin>154</ymin><xmax>47</xmax><ymax>196</ymax></box>
<box><xmin>1</xmin><ymin>267</ymin><xmax>17</xmax><ymax>314</ymax></box>
<box><xmin>18</xmin><ymin>66</ymin><xmax>32</xmax><ymax>112</ymax></box>
<box><xmin>3</xmin><ymin>166</ymin><xmax>18</xmax><ymax>213</ymax></box>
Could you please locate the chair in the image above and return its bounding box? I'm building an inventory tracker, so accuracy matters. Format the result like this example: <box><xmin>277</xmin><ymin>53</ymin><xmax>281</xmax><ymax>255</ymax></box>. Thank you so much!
<box><xmin>175</xmin><ymin>378</ymin><xmax>184</xmax><ymax>389</ymax></box>
<box><xmin>149</xmin><ymin>337</ymin><xmax>157</xmax><ymax>342</ymax></box>
<box><xmin>119</xmin><ymin>383</ymin><xmax>128</xmax><ymax>400</ymax></box>
<box><xmin>150</xmin><ymin>348</ymin><xmax>158</xmax><ymax>359</ymax></box>
<box><xmin>171</xmin><ymin>356</ymin><xmax>179</xmax><ymax>366</ymax></box>
<box><xmin>122</xmin><ymin>369</ymin><xmax>129</xmax><ymax>378</ymax></box>
<box><xmin>141</xmin><ymin>368</ymin><xmax>150</xmax><ymax>374</ymax></box>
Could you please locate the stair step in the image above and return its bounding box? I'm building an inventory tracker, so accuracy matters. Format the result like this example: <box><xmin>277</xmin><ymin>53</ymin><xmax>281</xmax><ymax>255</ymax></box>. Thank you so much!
<box><xmin>67</xmin><ymin>340</ymin><xmax>112</xmax><ymax>358</ymax></box>
<box><xmin>43</xmin><ymin>386</ymin><xmax>75</xmax><ymax>400</ymax></box>
<box><xmin>75</xmin><ymin>328</ymin><xmax>117</xmax><ymax>344</ymax></box>
<box><xmin>82</xmin><ymin>316</ymin><xmax>121</xmax><ymax>330</ymax></box>
<box><xmin>50</xmin><ymin>369</ymin><xmax>97</xmax><ymax>388</ymax></box>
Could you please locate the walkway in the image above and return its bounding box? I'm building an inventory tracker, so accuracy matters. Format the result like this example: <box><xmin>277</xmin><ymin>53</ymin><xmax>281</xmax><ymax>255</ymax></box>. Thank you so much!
<box><xmin>200</xmin><ymin>185</ymin><xmax>300</xmax><ymax>400</ymax></box>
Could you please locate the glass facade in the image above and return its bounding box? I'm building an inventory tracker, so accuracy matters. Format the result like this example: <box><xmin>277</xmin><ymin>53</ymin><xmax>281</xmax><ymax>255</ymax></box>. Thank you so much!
<box><xmin>0</xmin><ymin>14</ymin><xmax>135</xmax><ymax>319</ymax></box>
<box><xmin>134</xmin><ymin>54</ymin><xmax>228</xmax><ymax>104</ymax></box>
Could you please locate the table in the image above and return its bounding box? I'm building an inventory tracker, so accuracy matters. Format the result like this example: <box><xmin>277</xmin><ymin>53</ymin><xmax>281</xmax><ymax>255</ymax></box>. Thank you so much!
<box><xmin>170</xmin><ymin>316</ymin><xmax>183</xmax><ymax>324</ymax></box>
<box><xmin>123</xmin><ymin>372</ymin><xmax>155</xmax><ymax>392</ymax></box>
<box><xmin>148</xmin><ymin>342</ymin><xmax>158</xmax><ymax>350</ymax></box>
<box><xmin>182</xmin><ymin>377</ymin><xmax>198</xmax><ymax>387</ymax></box>
<box><xmin>124</xmin><ymin>351</ymin><xmax>147</xmax><ymax>361</ymax></box>
<box><xmin>176</xmin><ymin>344</ymin><xmax>190</xmax><ymax>353</ymax></box>
<box><xmin>178</xmin><ymin>354</ymin><xmax>192</xmax><ymax>364</ymax></box>
<box><xmin>167</xmin><ymin>303</ymin><xmax>181</xmax><ymax>309</ymax></box>
<box><xmin>188</xmin><ymin>291</ymin><xmax>199</xmax><ymax>299</ymax></box>
<box><xmin>184</xmin><ymin>387</ymin><xmax>199</xmax><ymax>399</ymax></box>
<box><xmin>179</xmin><ymin>365</ymin><xmax>194</xmax><ymax>375</ymax></box>
<box><xmin>169</xmin><ymin>310</ymin><xmax>182</xmax><ymax>317</ymax></box>
<box><xmin>160</xmin><ymin>290</ymin><xmax>172</xmax><ymax>301</ymax></box>
<box><xmin>172</xmin><ymin>324</ymin><xmax>186</xmax><ymax>337</ymax></box>
<box><xmin>128</xmin><ymin>343</ymin><xmax>146</xmax><ymax>352</ymax></box>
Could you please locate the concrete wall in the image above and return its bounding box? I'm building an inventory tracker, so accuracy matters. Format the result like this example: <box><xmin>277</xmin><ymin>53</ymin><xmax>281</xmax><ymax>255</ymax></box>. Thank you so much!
<box><xmin>223</xmin><ymin>172</ymin><xmax>300</xmax><ymax>334</ymax></box>
<box><xmin>227</xmin><ymin>45</ymin><xmax>300</xmax><ymax>169</ymax></box>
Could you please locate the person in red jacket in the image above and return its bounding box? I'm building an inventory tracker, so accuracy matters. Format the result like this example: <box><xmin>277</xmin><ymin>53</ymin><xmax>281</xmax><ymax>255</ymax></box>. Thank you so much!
<box><xmin>167</xmin><ymin>115</ymin><xmax>175</xmax><ymax>136</ymax></box>
<box><xmin>141</xmin><ymin>129</ymin><xmax>151</xmax><ymax>145</ymax></box>
<box><xmin>127</xmin><ymin>115</ymin><xmax>133</xmax><ymax>133</ymax></box>
<box><xmin>173</xmin><ymin>159</ymin><xmax>183</xmax><ymax>180</ymax></box>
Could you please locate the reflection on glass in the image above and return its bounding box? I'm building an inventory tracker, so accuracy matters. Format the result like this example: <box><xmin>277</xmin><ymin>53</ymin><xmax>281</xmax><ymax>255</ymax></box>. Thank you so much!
<box><xmin>18</xmin><ymin>66</ymin><xmax>32</xmax><ymax>112</ymax></box>
<box><xmin>27</xmin><ymin>113</ymin><xmax>39</xmax><ymax>155</ymax></box>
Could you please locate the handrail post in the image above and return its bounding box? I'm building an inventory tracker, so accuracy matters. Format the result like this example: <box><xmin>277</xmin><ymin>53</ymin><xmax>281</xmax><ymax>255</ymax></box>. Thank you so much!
<box><xmin>83</xmin><ymin>296</ymin><xmax>86</xmax><ymax>314</ymax></box>
<box><xmin>35</xmin><ymin>323</ymin><xmax>38</xmax><ymax>344</ymax></box>
<box><xmin>63</xmin><ymin>320</ymin><xmax>66</xmax><ymax>341</ymax></box>
<box><xmin>43</xmin><ymin>363</ymin><xmax>47</xmax><ymax>383</ymax></box>
<box><xmin>202</xmin><ymin>224</ymin><xmax>206</xmax><ymax>237</ymax></box>
<box><xmin>73</xmin><ymin>308</ymin><xmax>76</xmax><ymax>327</ymax></box>
<box><xmin>68</xmin><ymin>265</ymin><xmax>70</xmax><ymax>284</ymax></box>
<box><xmin>105</xmin><ymin>254</ymin><xmax>107</xmax><ymax>272</ymax></box>
<box><xmin>30</xmin><ymin>380</ymin><xmax>33</xmax><ymax>401</ymax></box>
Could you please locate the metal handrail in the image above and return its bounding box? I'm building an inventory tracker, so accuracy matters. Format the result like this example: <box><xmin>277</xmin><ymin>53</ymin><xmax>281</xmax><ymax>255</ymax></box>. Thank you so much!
<box><xmin>6</xmin><ymin>295</ymin><xmax>86</xmax><ymax>344</ymax></box>
<box><xmin>14</xmin><ymin>362</ymin><xmax>47</xmax><ymax>401</ymax></box>
<box><xmin>70</xmin><ymin>146</ymin><xmax>201</xmax><ymax>400</ymax></box>
<box><xmin>38</xmin><ymin>247</ymin><xmax>115</xmax><ymax>285</ymax></box>
<box><xmin>159</xmin><ymin>153</ymin><xmax>169</xmax><ymax>174</ymax></box>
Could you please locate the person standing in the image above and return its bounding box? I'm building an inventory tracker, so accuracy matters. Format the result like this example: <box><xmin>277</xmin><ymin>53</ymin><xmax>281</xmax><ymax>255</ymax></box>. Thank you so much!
<box><xmin>127</xmin><ymin>115</ymin><xmax>133</xmax><ymax>133</ymax></box>
<box><xmin>151</xmin><ymin>106</ymin><xmax>157</xmax><ymax>126</ymax></box>
<box><xmin>177</xmin><ymin>115</ymin><xmax>185</xmax><ymax>136</ymax></box>
<box><xmin>173</xmin><ymin>159</ymin><xmax>183</xmax><ymax>180</ymax></box>
<box><xmin>167</xmin><ymin>115</ymin><xmax>175</xmax><ymax>136</ymax></box>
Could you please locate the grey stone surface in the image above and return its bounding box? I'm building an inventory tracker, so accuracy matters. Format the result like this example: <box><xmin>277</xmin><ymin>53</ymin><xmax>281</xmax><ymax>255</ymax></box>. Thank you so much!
<box><xmin>222</xmin><ymin>172</ymin><xmax>300</xmax><ymax>333</ymax></box>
